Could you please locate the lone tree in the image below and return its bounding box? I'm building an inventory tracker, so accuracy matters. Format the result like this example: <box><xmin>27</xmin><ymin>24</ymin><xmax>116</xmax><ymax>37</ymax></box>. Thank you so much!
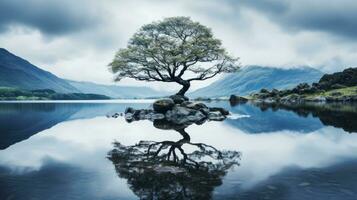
<box><xmin>109</xmin><ymin>17</ymin><xmax>239</xmax><ymax>96</ymax></box>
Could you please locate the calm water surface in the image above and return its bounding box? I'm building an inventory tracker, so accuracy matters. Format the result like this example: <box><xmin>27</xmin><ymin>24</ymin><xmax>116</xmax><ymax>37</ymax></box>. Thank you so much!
<box><xmin>0</xmin><ymin>101</ymin><xmax>357</xmax><ymax>200</ymax></box>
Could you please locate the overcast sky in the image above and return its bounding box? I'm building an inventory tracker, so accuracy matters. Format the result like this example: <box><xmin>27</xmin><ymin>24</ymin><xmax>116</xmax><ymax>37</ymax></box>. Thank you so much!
<box><xmin>1</xmin><ymin>0</ymin><xmax>356</xmax><ymax>91</ymax></box>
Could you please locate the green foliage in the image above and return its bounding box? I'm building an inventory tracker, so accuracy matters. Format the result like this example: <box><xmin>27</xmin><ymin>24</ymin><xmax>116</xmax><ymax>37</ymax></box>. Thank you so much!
<box><xmin>304</xmin><ymin>86</ymin><xmax>357</xmax><ymax>99</ymax></box>
<box><xmin>109</xmin><ymin>17</ymin><xmax>239</xmax><ymax>95</ymax></box>
<box><xmin>0</xmin><ymin>87</ymin><xmax>110</xmax><ymax>100</ymax></box>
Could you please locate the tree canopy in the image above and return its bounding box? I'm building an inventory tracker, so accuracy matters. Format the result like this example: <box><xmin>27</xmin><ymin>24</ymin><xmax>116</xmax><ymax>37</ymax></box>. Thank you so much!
<box><xmin>109</xmin><ymin>16</ymin><xmax>239</xmax><ymax>96</ymax></box>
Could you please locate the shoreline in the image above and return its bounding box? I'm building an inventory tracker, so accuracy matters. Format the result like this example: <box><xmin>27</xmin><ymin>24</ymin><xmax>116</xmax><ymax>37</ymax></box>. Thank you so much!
<box><xmin>0</xmin><ymin>99</ymin><xmax>156</xmax><ymax>104</ymax></box>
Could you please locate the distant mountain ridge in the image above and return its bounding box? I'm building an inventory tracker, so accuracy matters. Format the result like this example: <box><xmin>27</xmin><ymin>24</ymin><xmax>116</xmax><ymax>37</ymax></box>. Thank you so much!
<box><xmin>67</xmin><ymin>80</ymin><xmax>169</xmax><ymax>98</ymax></box>
<box><xmin>0</xmin><ymin>48</ymin><xmax>168</xmax><ymax>98</ymax></box>
<box><xmin>0</xmin><ymin>48</ymin><xmax>79</xmax><ymax>93</ymax></box>
<box><xmin>189</xmin><ymin>66</ymin><xmax>323</xmax><ymax>97</ymax></box>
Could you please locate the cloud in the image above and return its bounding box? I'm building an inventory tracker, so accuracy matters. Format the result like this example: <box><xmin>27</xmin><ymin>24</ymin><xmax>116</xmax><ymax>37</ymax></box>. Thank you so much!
<box><xmin>229</xmin><ymin>0</ymin><xmax>357</xmax><ymax>40</ymax></box>
<box><xmin>0</xmin><ymin>0</ymin><xmax>102</xmax><ymax>36</ymax></box>
<box><xmin>0</xmin><ymin>0</ymin><xmax>356</xmax><ymax>91</ymax></box>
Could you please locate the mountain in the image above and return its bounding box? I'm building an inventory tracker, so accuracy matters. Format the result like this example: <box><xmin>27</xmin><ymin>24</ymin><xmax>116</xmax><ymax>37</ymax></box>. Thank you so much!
<box><xmin>189</xmin><ymin>66</ymin><xmax>323</xmax><ymax>97</ymax></box>
<box><xmin>0</xmin><ymin>48</ymin><xmax>79</xmax><ymax>93</ymax></box>
<box><xmin>66</xmin><ymin>80</ymin><xmax>169</xmax><ymax>98</ymax></box>
<box><xmin>0</xmin><ymin>48</ymin><xmax>169</xmax><ymax>98</ymax></box>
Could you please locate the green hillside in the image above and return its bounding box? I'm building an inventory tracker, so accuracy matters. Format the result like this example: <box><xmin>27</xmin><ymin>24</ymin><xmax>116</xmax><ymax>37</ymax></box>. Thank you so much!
<box><xmin>0</xmin><ymin>87</ymin><xmax>110</xmax><ymax>100</ymax></box>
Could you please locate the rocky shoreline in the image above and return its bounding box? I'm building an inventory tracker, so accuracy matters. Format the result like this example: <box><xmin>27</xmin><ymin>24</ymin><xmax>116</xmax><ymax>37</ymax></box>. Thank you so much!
<box><xmin>249</xmin><ymin>68</ymin><xmax>357</xmax><ymax>104</ymax></box>
<box><xmin>250</xmin><ymin>87</ymin><xmax>357</xmax><ymax>104</ymax></box>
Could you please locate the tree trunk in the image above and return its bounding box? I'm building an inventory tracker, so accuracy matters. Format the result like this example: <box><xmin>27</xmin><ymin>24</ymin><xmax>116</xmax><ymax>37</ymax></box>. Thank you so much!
<box><xmin>176</xmin><ymin>129</ymin><xmax>191</xmax><ymax>142</ymax></box>
<box><xmin>176</xmin><ymin>81</ymin><xmax>190</xmax><ymax>96</ymax></box>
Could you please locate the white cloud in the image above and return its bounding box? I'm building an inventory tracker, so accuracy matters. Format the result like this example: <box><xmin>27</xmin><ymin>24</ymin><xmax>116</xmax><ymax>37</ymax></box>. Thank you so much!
<box><xmin>1</xmin><ymin>0</ymin><xmax>356</xmax><ymax>92</ymax></box>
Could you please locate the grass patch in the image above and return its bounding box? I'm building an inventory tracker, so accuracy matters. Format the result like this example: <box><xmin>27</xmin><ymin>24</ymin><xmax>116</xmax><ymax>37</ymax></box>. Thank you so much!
<box><xmin>304</xmin><ymin>86</ymin><xmax>357</xmax><ymax>100</ymax></box>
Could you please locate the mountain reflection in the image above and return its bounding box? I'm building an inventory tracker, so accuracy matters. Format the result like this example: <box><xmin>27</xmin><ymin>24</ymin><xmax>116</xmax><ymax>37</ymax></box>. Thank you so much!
<box><xmin>108</xmin><ymin>119</ymin><xmax>241</xmax><ymax>200</ymax></box>
<box><xmin>0</xmin><ymin>102</ymin><xmax>148</xmax><ymax>150</ymax></box>
<box><xmin>250</xmin><ymin>102</ymin><xmax>357</xmax><ymax>133</ymax></box>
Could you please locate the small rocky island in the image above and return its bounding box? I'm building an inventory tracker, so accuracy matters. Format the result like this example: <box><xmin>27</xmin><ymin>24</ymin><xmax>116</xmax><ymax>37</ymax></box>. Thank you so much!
<box><xmin>124</xmin><ymin>95</ymin><xmax>230</xmax><ymax>126</ymax></box>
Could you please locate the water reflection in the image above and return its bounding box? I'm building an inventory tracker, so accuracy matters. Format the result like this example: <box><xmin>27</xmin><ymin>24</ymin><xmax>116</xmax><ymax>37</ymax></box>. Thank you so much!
<box><xmin>0</xmin><ymin>102</ymin><xmax>149</xmax><ymax>149</ymax></box>
<box><xmin>250</xmin><ymin>102</ymin><xmax>357</xmax><ymax>133</ymax></box>
<box><xmin>1</xmin><ymin>101</ymin><xmax>357</xmax><ymax>199</ymax></box>
<box><xmin>108</xmin><ymin>119</ymin><xmax>241</xmax><ymax>199</ymax></box>
<box><xmin>205</xmin><ymin>101</ymin><xmax>325</xmax><ymax>134</ymax></box>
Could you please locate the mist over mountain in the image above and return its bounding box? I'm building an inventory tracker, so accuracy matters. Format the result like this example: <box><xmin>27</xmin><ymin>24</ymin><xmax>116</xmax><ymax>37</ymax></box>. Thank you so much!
<box><xmin>189</xmin><ymin>66</ymin><xmax>323</xmax><ymax>97</ymax></box>
<box><xmin>67</xmin><ymin>80</ymin><xmax>169</xmax><ymax>98</ymax></box>
<box><xmin>0</xmin><ymin>48</ymin><xmax>79</xmax><ymax>93</ymax></box>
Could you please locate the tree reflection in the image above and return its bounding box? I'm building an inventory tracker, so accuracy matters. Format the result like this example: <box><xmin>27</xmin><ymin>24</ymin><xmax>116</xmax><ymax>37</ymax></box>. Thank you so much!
<box><xmin>108</xmin><ymin>120</ymin><xmax>240</xmax><ymax>199</ymax></box>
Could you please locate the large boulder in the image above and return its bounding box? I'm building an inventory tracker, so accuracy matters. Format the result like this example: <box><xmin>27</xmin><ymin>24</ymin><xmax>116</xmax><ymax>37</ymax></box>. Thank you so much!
<box><xmin>169</xmin><ymin>95</ymin><xmax>189</xmax><ymax>104</ymax></box>
<box><xmin>153</xmin><ymin>98</ymin><xmax>175</xmax><ymax>114</ymax></box>
<box><xmin>125</xmin><ymin>107</ymin><xmax>135</xmax><ymax>114</ymax></box>
<box><xmin>229</xmin><ymin>95</ymin><xmax>248</xmax><ymax>106</ymax></box>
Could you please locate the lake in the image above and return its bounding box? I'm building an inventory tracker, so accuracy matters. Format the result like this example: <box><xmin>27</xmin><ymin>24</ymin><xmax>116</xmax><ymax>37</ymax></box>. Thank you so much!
<box><xmin>0</xmin><ymin>101</ymin><xmax>357</xmax><ymax>200</ymax></box>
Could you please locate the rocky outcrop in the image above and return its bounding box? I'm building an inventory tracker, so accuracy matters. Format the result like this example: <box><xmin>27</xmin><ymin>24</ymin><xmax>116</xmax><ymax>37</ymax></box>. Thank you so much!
<box><xmin>250</xmin><ymin>67</ymin><xmax>357</xmax><ymax>104</ymax></box>
<box><xmin>318</xmin><ymin>68</ymin><xmax>357</xmax><ymax>90</ymax></box>
<box><xmin>229</xmin><ymin>95</ymin><xmax>248</xmax><ymax>106</ymax></box>
<box><xmin>123</xmin><ymin>97</ymin><xmax>230</xmax><ymax>126</ymax></box>
<box><xmin>153</xmin><ymin>98</ymin><xmax>175</xmax><ymax>113</ymax></box>
<box><xmin>169</xmin><ymin>95</ymin><xmax>189</xmax><ymax>104</ymax></box>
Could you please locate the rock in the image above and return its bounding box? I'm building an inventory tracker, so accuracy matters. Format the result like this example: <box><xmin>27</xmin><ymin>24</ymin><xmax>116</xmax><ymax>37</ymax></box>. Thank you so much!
<box><xmin>271</xmin><ymin>89</ymin><xmax>279</xmax><ymax>96</ymax></box>
<box><xmin>153</xmin><ymin>98</ymin><xmax>175</xmax><ymax>113</ymax></box>
<box><xmin>208</xmin><ymin>111</ymin><xmax>226</xmax><ymax>121</ymax></box>
<box><xmin>165</xmin><ymin>106</ymin><xmax>207</xmax><ymax>125</ymax></box>
<box><xmin>173</xmin><ymin>106</ymin><xmax>195</xmax><ymax>116</ymax></box>
<box><xmin>253</xmin><ymin>92</ymin><xmax>271</xmax><ymax>100</ymax></box>
<box><xmin>293</xmin><ymin>83</ymin><xmax>312</xmax><ymax>94</ymax></box>
<box><xmin>125</xmin><ymin>107</ymin><xmax>135</xmax><ymax>114</ymax></box>
<box><xmin>186</xmin><ymin>111</ymin><xmax>206</xmax><ymax>124</ymax></box>
<box><xmin>182</xmin><ymin>101</ymin><xmax>208</xmax><ymax>110</ymax></box>
<box><xmin>209</xmin><ymin>107</ymin><xmax>230</xmax><ymax>115</ymax></box>
<box><xmin>124</xmin><ymin>113</ymin><xmax>134</xmax><ymax>122</ymax></box>
<box><xmin>122</xmin><ymin>99</ymin><xmax>232</xmax><ymax>126</ymax></box>
<box><xmin>147</xmin><ymin>113</ymin><xmax>165</xmax><ymax>120</ymax></box>
<box><xmin>262</xmin><ymin>97</ymin><xmax>277</xmax><ymax>104</ymax></box>
<box><xmin>229</xmin><ymin>95</ymin><xmax>248</xmax><ymax>105</ymax></box>
<box><xmin>278</xmin><ymin>89</ymin><xmax>292</xmax><ymax>96</ymax></box>
<box><xmin>199</xmin><ymin>107</ymin><xmax>210</xmax><ymax>115</ymax></box>
<box><xmin>318</xmin><ymin>67</ymin><xmax>357</xmax><ymax>90</ymax></box>
<box><xmin>296</xmin><ymin>83</ymin><xmax>310</xmax><ymax>90</ymax></box>
<box><xmin>309</xmin><ymin>86</ymin><xmax>320</xmax><ymax>93</ymax></box>
<box><xmin>280</xmin><ymin>94</ymin><xmax>303</xmax><ymax>104</ymax></box>
<box><xmin>112</xmin><ymin>113</ymin><xmax>120</xmax><ymax>118</ymax></box>
<box><xmin>153</xmin><ymin>119</ymin><xmax>188</xmax><ymax>130</ymax></box>
<box><xmin>169</xmin><ymin>95</ymin><xmax>189</xmax><ymax>104</ymax></box>
<box><xmin>260</xmin><ymin>88</ymin><xmax>269</xmax><ymax>93</ymax></box>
